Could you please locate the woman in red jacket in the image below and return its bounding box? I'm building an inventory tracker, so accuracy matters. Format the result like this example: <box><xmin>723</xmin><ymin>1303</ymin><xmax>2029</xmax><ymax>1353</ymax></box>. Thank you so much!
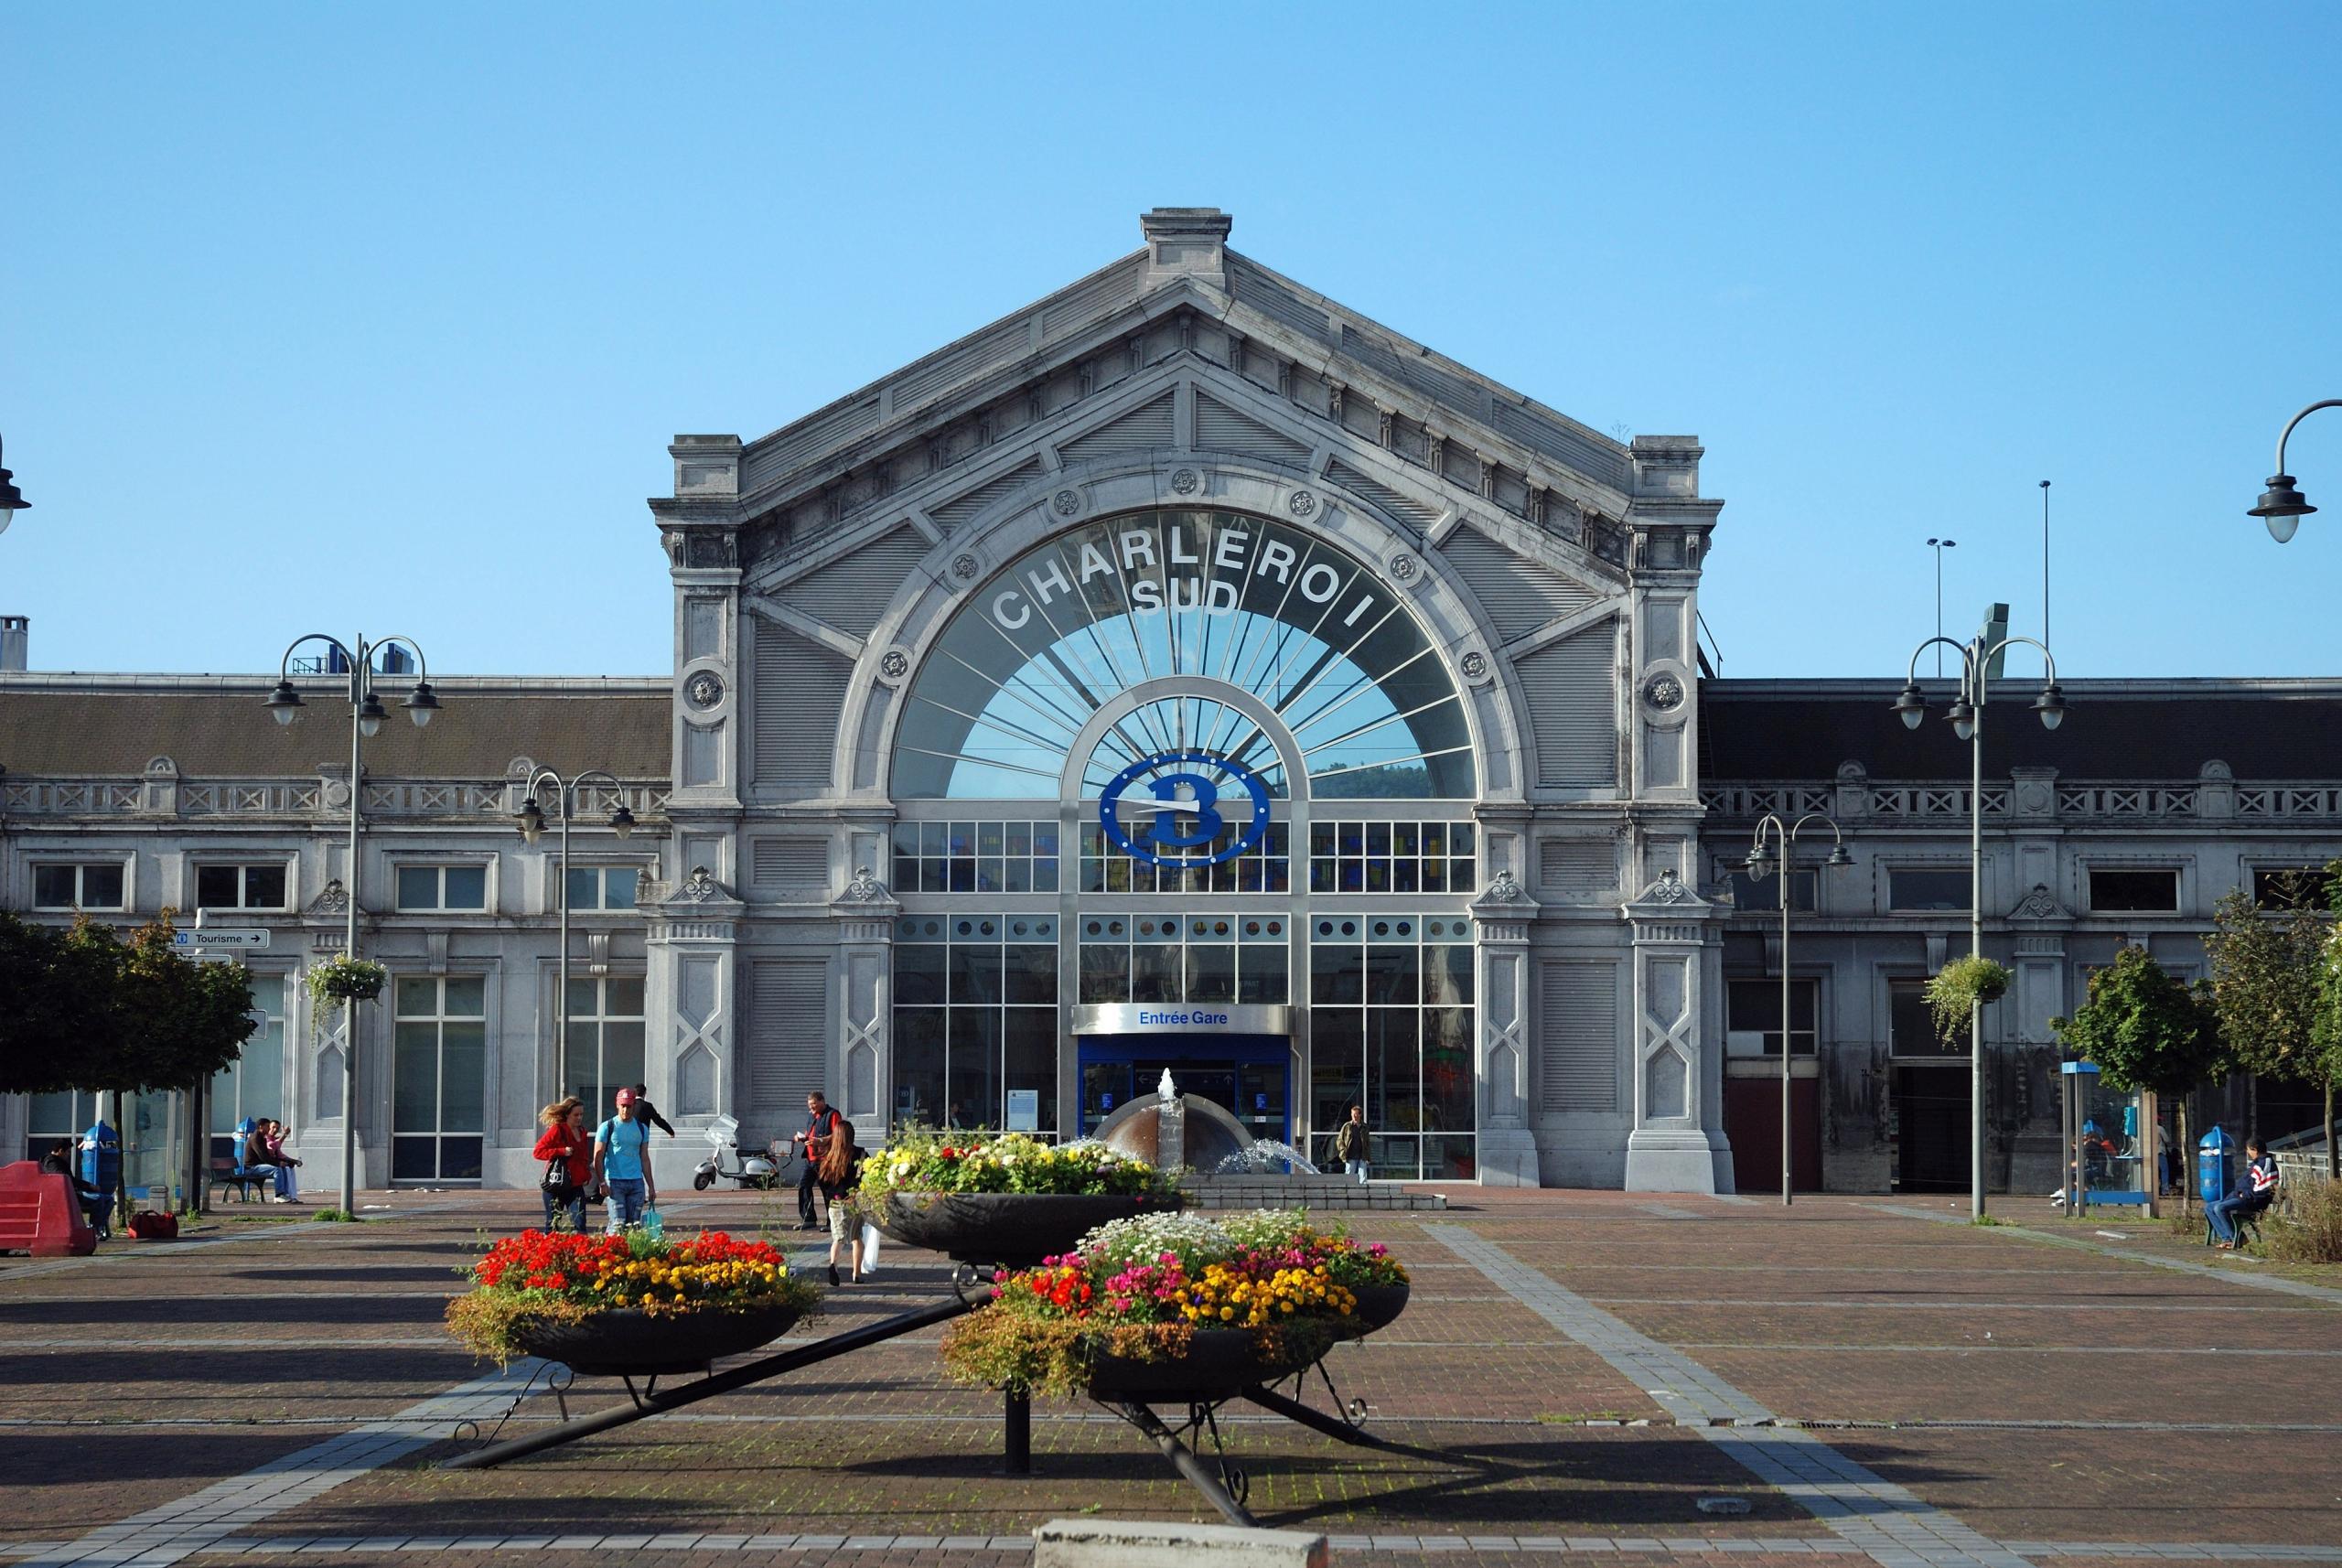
<box><xmin>533</xmin><ymin>1097</ymin><xmax>592</xmax><ymax>1232</ymax></box>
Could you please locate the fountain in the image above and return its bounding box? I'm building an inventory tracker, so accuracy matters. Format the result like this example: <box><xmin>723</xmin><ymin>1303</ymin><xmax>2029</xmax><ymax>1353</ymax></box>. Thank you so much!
<box><xmin>1093</xmin><ymin>1070</ymin><xmax>1443</xmax><ymax>1210</ymax></box>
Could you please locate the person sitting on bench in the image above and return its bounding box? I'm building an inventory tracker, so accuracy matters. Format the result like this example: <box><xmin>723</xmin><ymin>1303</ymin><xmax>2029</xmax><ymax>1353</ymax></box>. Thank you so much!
<box><xmin>40</xmin><ymin>1141</ymin><xmax>110</xmax><ymax>1237</ymax></box>
<box><xmin>2207</xmin><ymin>1137</ymin><xmax>2278</xmax><ymax>1249</ymax></box>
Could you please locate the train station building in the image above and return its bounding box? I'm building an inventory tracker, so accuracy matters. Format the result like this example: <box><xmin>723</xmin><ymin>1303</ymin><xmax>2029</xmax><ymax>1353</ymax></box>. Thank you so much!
<box><xmin>5</xmin><ymin>209</ymin><xmax>2337</xmax><ymax>1196</ymax></box>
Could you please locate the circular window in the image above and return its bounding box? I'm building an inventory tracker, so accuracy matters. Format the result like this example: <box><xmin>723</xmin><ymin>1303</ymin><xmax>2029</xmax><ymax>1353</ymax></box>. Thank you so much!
<box><xmin>1085</xmin><ymin>920</ymin><xmax>1102</xmax><ymax>937</ymax></box>
<box><xmin>1340</xmin><ymin>921</ymin><xmax>1357</xmax><ymax>937</ymax></box>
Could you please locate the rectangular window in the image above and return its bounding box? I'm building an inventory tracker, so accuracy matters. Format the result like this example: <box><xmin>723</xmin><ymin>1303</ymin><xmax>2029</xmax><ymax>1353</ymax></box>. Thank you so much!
<box><xmin>2253</xmin><ymin>867</ymin><xmax>2339</xmax><ymax>910</ymax></box>
<box><xmin>1721</xmin><ymin>864</ymin><xmax>1816</xmax><ymax>914</ymax></box>
<box><xmin>1305</xmin><ymin>913</ymin><xmax>1476</xmax><ymax>1182</ymax></box>
<box><xmin>1082</xmin><ymin>822</ymin><xmax>1290</xmax><ymax>896</ymax></box>
<box><xmin>564</xmin><ymin>865</ymin><xmax>641</xmax><ymax>911</ymax></box>
<box><xmin>195</xmin><ymin>863</ymin><xmax>289</xmax><ymax>910</ymax></box>
<box><xmin>394</xmin><ymin>864</ymin><xmax>489</xmax><ymax>912</ymax></box>
<box><xmin>2089</xmin><ymin>868</ymin><xmax>2180</xmax><ymax>913</ymax></box>
<box><xmin>892</xmin><ymin>821</ymin><xmax>1059</xmax><ymax>895</ymax></box>
<box><xmin>32</xmin><ymin>862</ymin><xmax>127</xmax><ymax>910</ymax></box>
<box><xmin>562</xmin><ymin>976</ymin><xmax>647</xmax><ymax>1115</ymax></box>
<box><xmin>209</xmin><ymin>974</ymin><xmax>288</xmax><ymax>1163</ymax></box>
<box><xmin>1305</xmin><ymin>821</ymin><xmax>1476</xmax><ymax>897</ymax></box>
<box><xmin>889</xmin><ymin>913</ymin><xmax>1057</xmax><ymax>1132</ymax></box>
<box><xmin>1888</xmin><ymin>867</ymin><xmax>1970</xmax><ymax>912</ymax></box>
<box><xmin>391</xmin><ymin>975</ymin><xmax>487</xmax><ymax>1183</ymax></box>
<box><xmin>1889</xmin><ymin>977</ymin><xmax>1961</xmax><ymax>1058</ymax></box>
<box><xmin>1725</xmin><ymin>977</ymin><xmax>1819</xmax><ymax>1057</ymax></box>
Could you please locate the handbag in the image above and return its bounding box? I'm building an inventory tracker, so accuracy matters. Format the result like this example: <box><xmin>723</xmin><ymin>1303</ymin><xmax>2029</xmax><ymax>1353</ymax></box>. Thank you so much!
<box><xmin>542</xmin><ymin>1155</ymin><xmax>574</xmax><ymax>1194</ymax></box>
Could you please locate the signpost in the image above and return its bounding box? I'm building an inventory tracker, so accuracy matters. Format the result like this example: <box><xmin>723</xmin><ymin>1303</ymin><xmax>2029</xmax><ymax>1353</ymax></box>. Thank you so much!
<box><xmin>173</xmin><ymin>929</ymin><xmax>270</xmax><ymax>952</ymax></box>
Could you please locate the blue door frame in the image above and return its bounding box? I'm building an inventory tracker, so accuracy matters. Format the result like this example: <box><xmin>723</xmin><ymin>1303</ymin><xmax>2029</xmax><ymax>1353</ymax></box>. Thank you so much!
<box><xmin>1076</xmin><ymin>1034</ymin><xmax>1291</xmax><ymax>1146</ymax></box>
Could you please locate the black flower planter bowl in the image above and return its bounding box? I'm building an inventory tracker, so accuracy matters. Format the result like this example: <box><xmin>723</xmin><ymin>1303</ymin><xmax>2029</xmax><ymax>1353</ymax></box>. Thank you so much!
<box><xmin>1086</xmin><ymin>1327</ymin><xmax>1324</xmax><ymax>1402</ymax></box>
<box><xmin>1342</xmin><ymin>1282</ymin><xmax>1411</xmax><ymax>1336</ymax></box>
<box><xmin>510</xmin><ymin>1301</ymin><xmax>806</xmax><ymax>1378</ymax></box>
<box><xmin>876</xmin><ymin>1190</ymin><xmax>1183</xmax><ymax>1270</ymax></box>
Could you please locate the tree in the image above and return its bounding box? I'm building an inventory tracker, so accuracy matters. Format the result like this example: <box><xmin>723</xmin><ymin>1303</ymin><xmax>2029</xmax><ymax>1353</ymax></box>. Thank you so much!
<box><xmin>0</xmin><ymin>911</ymin><xmax>256</xmax><ymax>1219</ymax></box>
<box><xmin>0</xmin><ymin>913</ymin><xmax>121</xmax><ymax>1092</ymax></box>
<box><xmin>2051</xmin><ymin>945</ymin><xmax>2228</xmax><ymax>1213</ymax></box>
<box><xmin>2206</xmin><ymin>874</ymin><xmax>2342</xmax><ymax>1181</ymax></box>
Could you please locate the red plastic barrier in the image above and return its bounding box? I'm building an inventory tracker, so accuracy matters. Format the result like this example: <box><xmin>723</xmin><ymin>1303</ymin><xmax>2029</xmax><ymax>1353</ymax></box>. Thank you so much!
<box><xmin>0</xmin><ymin>1160</ymin><xmax>99</xmax><ymax>1257</ymax></box>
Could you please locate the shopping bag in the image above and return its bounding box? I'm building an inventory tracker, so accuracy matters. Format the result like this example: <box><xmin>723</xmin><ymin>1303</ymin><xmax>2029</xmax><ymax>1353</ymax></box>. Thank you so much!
<box><xmin>640</xmin><ymin>1205</ymin><xmax>664</xmax><ymax>1240</ymax></box>
<box><xmin>859</xmin><ymin>1221</ymin><xmax>883</xmax><ymax>1273</ymax></box>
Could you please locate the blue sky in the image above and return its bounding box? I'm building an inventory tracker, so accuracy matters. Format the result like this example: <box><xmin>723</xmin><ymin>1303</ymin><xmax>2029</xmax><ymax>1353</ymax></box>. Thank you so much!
<box><xmin>5</xmin><ymin>3</ymin><xmax>2338</xmax><ymax>681</ymax></box>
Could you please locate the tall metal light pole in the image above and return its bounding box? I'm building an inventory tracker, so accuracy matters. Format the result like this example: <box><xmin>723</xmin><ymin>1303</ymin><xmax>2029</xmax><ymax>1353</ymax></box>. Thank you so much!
<box><xmin>263</xmin><ymin>635</ymin><xmax>440</xmax><ymax>1215</ymax></box>
<box><xmin>1745</xmin><ymin>814</ymin><xmax>1853</xmax><ymax>1206</ymax></box>
<box><xmin>1926</xmin><ymin>539</ymin><xmax>1957</xmax><ymax>674</ymax></box>
<box><xmin>2039</xmin><ymin>481</ymin><xmax>2051</xmax><ymax>650</ymax></box>
<box><xmin>2246</xmin><ymin>399</ymin><xmax>2341</xmax><ymax>542</ymax></box>
<box><xmin>514</xmin><ymin>769</ymin><xmax>637</xmax><ymax>1101</ymax></box>
<box><xmin>1893</xmin><ymin>635</ymin><xmax>2067</xmax><ymax>1219</ymax></box>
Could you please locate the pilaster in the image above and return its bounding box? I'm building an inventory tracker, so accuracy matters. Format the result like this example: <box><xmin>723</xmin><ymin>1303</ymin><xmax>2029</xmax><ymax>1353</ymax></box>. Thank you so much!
<box><xmin>831</xmin><ymin>868</ymin><xmax>900</xmax><ymax>1127</ymax></box>
<box><xmin>1470</xmin><ymin>870</ymin><xmax>1540</xmax><ymax>1187</ymax></box>
<box><xmin>643</xmin><ymin>866</ymin><xmax>744</xmax><ymax>1126</ymax></box>
<box><xmin>1620</xmin><ymin>870</ymin><xmax>1730</xmax><ymax>1193</ymax></box>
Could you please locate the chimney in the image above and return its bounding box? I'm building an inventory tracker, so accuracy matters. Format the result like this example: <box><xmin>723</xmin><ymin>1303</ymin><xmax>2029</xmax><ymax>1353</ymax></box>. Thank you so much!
<box><xmin>0</xmin><ymin>616</ymin><xmax>25</xmax><ymax>672</ymax></box>
<box><xmin>1139</xmin><ymin>207</ymin><xmax>1231</xmax><ymax>292</ymax></box>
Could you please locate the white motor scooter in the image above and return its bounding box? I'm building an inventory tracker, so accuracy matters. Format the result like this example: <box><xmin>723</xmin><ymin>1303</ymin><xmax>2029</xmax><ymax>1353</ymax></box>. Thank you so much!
<box><xmin>693</xmin><ymin>1114</ymin><xmax>784</xmax><ymax>1190</ymax></box>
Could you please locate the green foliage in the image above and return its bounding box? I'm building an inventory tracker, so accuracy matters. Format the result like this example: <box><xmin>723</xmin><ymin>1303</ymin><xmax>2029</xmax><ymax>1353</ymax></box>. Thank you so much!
<box><xmin>2205</xmin><ymin>886</ymin><xmax>2328</xmax><ymax>1084</ymax></box>
<box><xmin>314</xmin><ymin>1209</ymin><xmax>359</xmax><ymax>1223</ymax></box>
<box><xmin>1925</xmin><ymin>953</ymin><xmax>2014</xmax><ymax>1046</ymax></box>
<box><xmin>306</xmin><ymin>953</ymin><xmax>387</xmax><ymax>1005</ymax></box>
<box><xmin>2265</xmin><ymin>1176</ymin><xmax>2342</xmax><ymax>1265</ymax></box>
<box><xmin>2050</xmin><ymin>946</ymin><xmax>2227</xmax><ymax>1096</ymax></box>
<box><xmin>0</xmin><ymin>911</ymin><xmax>257</xmax><ymax>1095</ymax></box>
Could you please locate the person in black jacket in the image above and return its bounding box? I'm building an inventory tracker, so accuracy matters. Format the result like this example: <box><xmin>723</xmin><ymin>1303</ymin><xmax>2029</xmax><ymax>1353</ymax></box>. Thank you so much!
<box><xmin>792</xmin><ymin>1091</ymin><xmax>842</xmax><ymax>1230</ymax></box>
<box><xmin>41</xmin><ymin>1141</ymin><xmax>109</xmax><ymax>1236</ymax></box>
<box><xmin>627</xmin><ymin>1083</ymin><xmax>679</xmax><ymax>1139</ymax></box>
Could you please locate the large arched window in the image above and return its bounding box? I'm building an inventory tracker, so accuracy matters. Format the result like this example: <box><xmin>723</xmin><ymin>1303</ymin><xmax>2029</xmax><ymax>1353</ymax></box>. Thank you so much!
<box><xmin>893</xmin><ymin>510</ymin><xmax>1475</xmax><ymax>800</ymax></box>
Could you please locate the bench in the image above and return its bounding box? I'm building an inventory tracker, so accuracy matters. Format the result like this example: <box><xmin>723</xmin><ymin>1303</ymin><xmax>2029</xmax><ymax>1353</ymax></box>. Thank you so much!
<box><xmin>2204</xmin><ymin>1205</ymin><xmax>2267</xmax><ymax>1249</ymax></box>
<box><xmin>209</xmin><ymin>1157</ymin><xmax>277</xmax><ymax>1203</ymax></box>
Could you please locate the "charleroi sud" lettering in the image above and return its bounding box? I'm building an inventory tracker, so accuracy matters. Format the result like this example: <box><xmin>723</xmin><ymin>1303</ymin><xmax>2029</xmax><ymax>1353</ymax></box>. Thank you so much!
<box><xmin>989</xmin><ymin>522</ymin><xmax>1374</xmax><ymax>633</ymax></box>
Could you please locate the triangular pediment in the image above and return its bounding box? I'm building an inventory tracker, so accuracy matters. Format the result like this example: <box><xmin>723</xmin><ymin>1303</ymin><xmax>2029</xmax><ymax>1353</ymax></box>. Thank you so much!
<box><xmin>655</xmin><ymin>210</ymin><xmax>1717</xmax><ymax>576</ymax></box>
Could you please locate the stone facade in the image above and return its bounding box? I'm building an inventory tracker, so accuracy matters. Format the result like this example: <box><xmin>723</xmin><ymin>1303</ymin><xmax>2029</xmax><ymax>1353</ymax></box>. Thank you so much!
<box><xmin>5</xmin><ymin>212</ymin><xmax>2335</xmax><ymax>1196</ymax></box>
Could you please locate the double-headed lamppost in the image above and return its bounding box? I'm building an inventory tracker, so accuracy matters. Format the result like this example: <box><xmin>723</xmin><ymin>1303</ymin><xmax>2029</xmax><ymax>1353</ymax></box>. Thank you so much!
<box><xmin>1745</xmin><ymin>815</ymin><xmax>1852</xmax><ymax>1207</ymax></box>
<box><xmin>263</xmin><ymin>635</ymin><xmax>440</xmax><ymax>1214</ymax></box>
<box><xmin>2246</xmin><ymin>399</ymin><xmax>2341</xmax><ymax>542</ymax></box>
<box><xmin>0</xmin><ymin>432</ymin><xmax>29</xmax><ymax>532</ymax></box>
<box><xmin>1893</xmin><ymin>635</ymin><xmax>2067</xmax><ymax>1219</ymax></box>
<box><xmin>515</xmin><ymin>770</ymin><xmax>637</xmax><ymax>1099</ymax></box>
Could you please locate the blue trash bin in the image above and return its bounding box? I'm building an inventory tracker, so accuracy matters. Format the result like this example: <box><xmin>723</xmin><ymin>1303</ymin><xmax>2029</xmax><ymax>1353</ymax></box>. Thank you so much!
<box><xmin>78</xmin><ymin>1121</ymin><xmax>121</xmax><ymax>1195</ymax></box>
<box><xmin>2197</xmin><ymin>1125</ymin><xmax>2234</xmax><ymax>1207</ymax></box>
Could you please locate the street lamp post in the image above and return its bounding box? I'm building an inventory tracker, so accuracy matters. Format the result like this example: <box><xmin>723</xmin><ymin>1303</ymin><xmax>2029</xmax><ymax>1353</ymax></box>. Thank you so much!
<box><xmin>1893</xmin><ymin>635</ymin><xmax>2067</xmax><ymax>1219</ymax></box>
<box><xmin>1745</xmin><ymin>815</ymin><xmax>1853</xmax><ymax>1207</ymax></box>
<box><xmin>263</xmin><ymin>635</ymin><xmax>440</xmax><ymax>1215</ymax></box>
<box><xmin>2246</xmin><ymin>399</ymin><xmax>2342</xmax><ymax>542</ymax></box>
<box><xmin>515</xmin><ymin>770</ymin><xmax>637</xmax><ymax>1103</ymax></box>
<box><xmin>0</xmin><ymin>433</ymin><xmax>29</xmax><ymax>533</ymax></box>
<box><xmin>1926</xmin><ymin>538</ymin><xmax>1957</xmax><ymax>674</ymax></box>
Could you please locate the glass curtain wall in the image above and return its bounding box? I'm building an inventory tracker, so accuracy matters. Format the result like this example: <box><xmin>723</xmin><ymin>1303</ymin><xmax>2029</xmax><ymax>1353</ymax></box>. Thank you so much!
<box><xmin>1308</xmin><ymin>914</ymin><xmax>1476</xmax><ymax>1179</ymax></box>
<box><xmin>392</xmin><ymin>976</ymin><xmax>487</xmax><ymax>1182</ymax></box>
<box><xmin>892</xmin><ymin>915</ymin><xmax>1058</xmax><ymax>1132</ymax></box>
<box><xmin>562</xmin><ymin>976</ymin><xmax>646</xmax><ymax>1118</ymax></box>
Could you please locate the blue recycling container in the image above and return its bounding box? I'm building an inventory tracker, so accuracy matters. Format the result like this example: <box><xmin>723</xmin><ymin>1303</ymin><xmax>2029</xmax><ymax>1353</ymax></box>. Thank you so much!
<box><xmin>2197</xmin><ymin>1125</ymin><xmax>2234</xmax><ymax>1206</ymax></box>
<box><xmin>79</xmin><ymin>1121</ymin><xmax>121</xmax><ymax>1196</ymax></box>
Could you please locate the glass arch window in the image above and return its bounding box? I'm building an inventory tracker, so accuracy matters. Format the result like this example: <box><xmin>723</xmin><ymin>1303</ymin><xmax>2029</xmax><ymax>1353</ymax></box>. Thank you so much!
<box><xmin>894</xmin><ymin>510</ymin><xmax>1476</xmax><ymax>800</ymax></box>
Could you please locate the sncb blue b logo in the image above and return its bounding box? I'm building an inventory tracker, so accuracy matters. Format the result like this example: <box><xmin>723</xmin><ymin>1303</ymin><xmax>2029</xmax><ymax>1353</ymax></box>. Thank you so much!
<box><xmin>1098</xmin><ymin>751</ymin><xmax>1273</xmax><ymax>868</ymax></box>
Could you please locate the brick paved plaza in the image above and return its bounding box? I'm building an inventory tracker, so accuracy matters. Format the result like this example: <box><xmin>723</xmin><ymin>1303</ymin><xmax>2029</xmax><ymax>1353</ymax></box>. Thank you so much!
<box><xmin>5</xmin><ymin>1190</ymin><xmax>2338</xmax><ymax>1567</ymax></box>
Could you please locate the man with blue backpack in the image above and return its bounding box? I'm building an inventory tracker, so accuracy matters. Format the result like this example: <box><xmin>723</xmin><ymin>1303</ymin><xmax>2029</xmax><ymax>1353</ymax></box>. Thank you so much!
<box><xmin>591</xmin><ymin>1087</ymin><xmax>660</xmax><ymax>1233</ymax></box>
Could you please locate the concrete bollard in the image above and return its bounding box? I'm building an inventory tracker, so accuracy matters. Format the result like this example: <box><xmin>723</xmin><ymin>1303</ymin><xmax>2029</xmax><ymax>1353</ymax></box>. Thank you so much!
<box><xmin>1033</xmin><ymin>1518</ymin><xmax>1330</xmax><ymax>1567</ymax></box>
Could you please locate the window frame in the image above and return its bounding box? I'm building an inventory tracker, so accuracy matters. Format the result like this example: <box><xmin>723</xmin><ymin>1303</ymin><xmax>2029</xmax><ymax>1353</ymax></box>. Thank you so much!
<box><xmin>1725</xmin><ymin>975</ymin><xmax>1821</xmax><ymax>1058</ymax></box>
<box><xmin>562</xmin><ymin>862</ymin><xmax>650</xmax><ymax>914</ymax></box>
<box><xmin>392</xmin><ymin>860</ymin><xmax>494</xmax><ymax>914</ymax></box>
<box><xmin>1885</xmin><ymin>865</ymin><xmax>1972</xmax><ymax>914</ymax></box>
<box><xmin>2086</xmin><ymin>865</ymin><xmax>2183</xmax><ymax>915</ymax></box>
<box><xmin>190</xmin><ymin>859</ymin><xmax>293</xmax><ymax>912</ymax></box>
<box><xmin>30</xmin><ymin>858</ymin><xmax>131</xmax><ymax>912</ymax></box>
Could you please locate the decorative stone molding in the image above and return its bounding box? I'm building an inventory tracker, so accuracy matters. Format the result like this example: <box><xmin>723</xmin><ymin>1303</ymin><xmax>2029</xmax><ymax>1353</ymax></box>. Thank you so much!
<box><xmin>839</xmin><ymin>865</ymin><xmax>889</xmax><ymax>903</ymax></box>
<box><xmin>1170</xmin><ymin>467</ymin><xmax>1200</xmax><ymax>495</ymax></box>
<box><xmin>305</xmin><ymin>879</ymin><xmax>350</xmax><ymax>918</ymax></box>
<box><xmin>1052</xmin><ymin>488</ymin><xmax>1083</xmax><ymax>517</ymax></box>
<box><xmin>1642</xmin><ymin>673</ymin><xmax>1685</xmax><ymax>712</ymax></box>
<box><xmin>877</xmin><ymin>649</ymin><xmax>911</xmax><ymax>682</ymax></box>
<box><xmin>1459</xmin><ymin>650</ymin><xmax>1490</xmax><ymax>684</ymax></box>
<box><xmin>1386</xmin><ymin>551</ymin><xmax>1419</xmax><ymax>584</ymax></box>
<box><xmin>2009</xmin><ymin>882</ymin><xmax>2068</xmax><ymax>921</ymax></box>
<box><xmin>951</xmin><ymin>552</ymin><xmax>981</xmax><ymax>581</ymax></box>
<box><xmin>669</xmin><ymin>865</ymin><xmax>729</xmax><ymax>904</ymax></box>
<box><xmin>1286</xmin><ymin>489</ymin><xmax>1317</xmax><ymax>517</ymax></box>
<box><xmin>685</xmin><ymin>671</ymin><xmax>726</xmax><ymax>710</ymax></box>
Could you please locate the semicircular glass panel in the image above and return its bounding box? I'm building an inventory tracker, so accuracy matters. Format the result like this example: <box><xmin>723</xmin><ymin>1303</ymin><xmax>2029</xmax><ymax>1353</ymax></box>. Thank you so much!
<box><xmin>893</xmin><ymin>509</ymin><xmax>1476</xmax><ymax>800</ymax></box>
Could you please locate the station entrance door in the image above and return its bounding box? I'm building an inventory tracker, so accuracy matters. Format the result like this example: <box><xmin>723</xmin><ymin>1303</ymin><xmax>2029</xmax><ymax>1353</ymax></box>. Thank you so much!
<box><xmin>1069</xmin><ymin>1004</ymin><xmax>1295</xmax><ymax>1150</ymax></box>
